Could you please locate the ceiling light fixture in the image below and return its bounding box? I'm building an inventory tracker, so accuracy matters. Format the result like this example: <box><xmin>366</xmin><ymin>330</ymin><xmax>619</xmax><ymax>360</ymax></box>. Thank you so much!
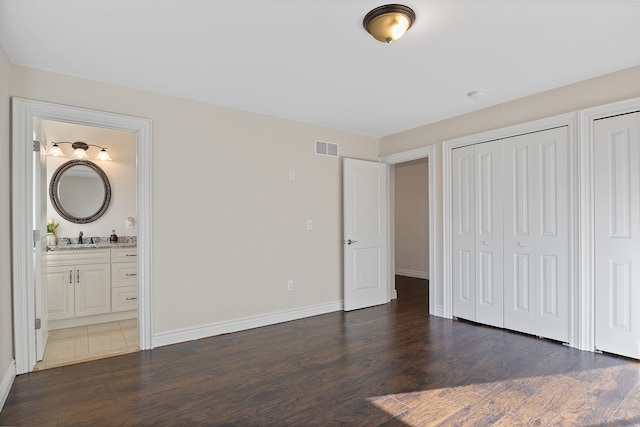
<box><xmin>363</xmin><ymin>4</ymin><xmax>415</xmax><ymax>43</ymax></box>
<box><xmin>48</xmin><ymin>141</ymin><xmax>112</xmax><ymax>161</ymax></box>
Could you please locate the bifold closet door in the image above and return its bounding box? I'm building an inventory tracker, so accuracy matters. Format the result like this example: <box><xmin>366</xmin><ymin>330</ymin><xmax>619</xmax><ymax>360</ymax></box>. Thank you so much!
<box><xmin>452</xmin><ymin>142</ymin><xmax>503</xmax><ymax>326</ymax></box>
<box><xmin>503</xmin><ymin>127</ymin><xmax>569</xmax><ymax>342</ymax></box>
<box><xmin>594</xmin><ymin>112</ymin><xmax>640</xmax><ymax>359</ymax></box>
<box><xmin>452</xmin><ymin>145</ymin><xmax>476</xmax><ymax>321</ymax></box>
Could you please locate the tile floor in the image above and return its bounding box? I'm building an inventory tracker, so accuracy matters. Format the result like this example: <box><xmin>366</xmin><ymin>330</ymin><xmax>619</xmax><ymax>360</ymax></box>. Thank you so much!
<box><xmin>35</xmin><ymin>319</ymin><xmax>139</xmax><ymax>370</ymax></box>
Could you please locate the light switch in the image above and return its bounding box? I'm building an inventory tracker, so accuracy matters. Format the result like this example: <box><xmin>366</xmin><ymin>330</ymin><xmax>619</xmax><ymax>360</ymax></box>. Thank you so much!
<box><xmin>307</xmin><ymin>219</ymin><xmax>313</xmax><ymax>230</ymax></box>
<box><xmin>289</xmin><ymin>169</ymin><xmax>295</xmax><ymax>180</ymax></box>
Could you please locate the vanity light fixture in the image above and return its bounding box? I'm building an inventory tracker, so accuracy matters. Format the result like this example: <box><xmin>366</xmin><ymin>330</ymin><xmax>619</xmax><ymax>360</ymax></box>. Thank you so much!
<box><xmin>48</xmin><ymin>141</ymin><xmax>112</xmax><ymax>161</ymax></box>
<box><xmin>363</xmin><ymin>4</ymin><xmax>415</xmax><ymax>43</ymax></box>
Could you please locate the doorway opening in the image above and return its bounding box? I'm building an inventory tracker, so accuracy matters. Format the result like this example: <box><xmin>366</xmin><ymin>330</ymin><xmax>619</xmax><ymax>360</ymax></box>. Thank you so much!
<box><xmin>11</xmin><ymin>98</ymin><xmax>153</xmax><ymax>374</ymax></box>
<box><xmin>380</xmin><ymin>145</ymin><xmax>436</xmax><ymax>316</ymax></box>
<box><xmin>393</xmin><ymin>158</ymin><xmax>430</xmax><ymax>307</ymax></box>
<box><xmin>35</xmin><ymin>120</ymin><xmax>140</xmax><ymax>370</ymax></box>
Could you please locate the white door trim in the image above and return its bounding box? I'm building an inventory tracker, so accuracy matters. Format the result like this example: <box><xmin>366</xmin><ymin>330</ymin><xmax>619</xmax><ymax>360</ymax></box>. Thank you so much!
<box><xmin>442</xmin><ymin>112</ymin><xmax>579</xmax><ymax>347</ymax></box>
<box><xmin>11</xmin><ymin>98</ymin><xmax>153</xmax><ymax>374</ymax></box>
<box><xmin>379</xmin><ymin>145</ymin><xmax>437</xmax><ymax>315</ymax></box>
<box><xmin>579</xmin><ymin>96</ymin><xmax>640</xmax><ymax>353</ymax></box>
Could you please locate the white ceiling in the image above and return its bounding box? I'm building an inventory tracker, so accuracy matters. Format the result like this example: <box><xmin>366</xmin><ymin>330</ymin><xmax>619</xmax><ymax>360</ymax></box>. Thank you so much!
<box><xmin>1</xmin><ymin>0</ymin><xmax>639</xmax><ymax>137</ymax></box>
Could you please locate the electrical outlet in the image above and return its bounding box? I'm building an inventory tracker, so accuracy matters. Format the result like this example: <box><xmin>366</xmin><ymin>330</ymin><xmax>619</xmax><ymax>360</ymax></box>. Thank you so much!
<box><xmin>289</xmin><ymin>169</ymin><xmax>295</xmax><ymax>180</ymax></box>
<box><xmin>287</xmin><ymin>280</ymin><xmax>294</xmax><ymax>291</ymax></box>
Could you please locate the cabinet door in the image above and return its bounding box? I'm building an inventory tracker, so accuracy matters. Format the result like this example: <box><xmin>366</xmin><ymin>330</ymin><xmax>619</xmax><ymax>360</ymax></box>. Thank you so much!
<box><xmin>47</xmin><ymin>265</ymin><xmax>74</xmax><ymax>320</ymax></box>
<box><xmin>595</xmin><ymin>112</ymin><xmax>640</xmax><ymax>359</ymax></box>
<box><xmin>75</xmin><ymin>263</ymin><xmax>111</xmax><ymax>317</ymax></box>
<box><xmin>503</xmin><ymin>127</ymin><xmax>569</xmax><ymax>341</ymax></box>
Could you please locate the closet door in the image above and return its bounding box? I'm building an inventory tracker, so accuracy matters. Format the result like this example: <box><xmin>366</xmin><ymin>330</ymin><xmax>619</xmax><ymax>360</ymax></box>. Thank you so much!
<box><xmin>594</xmin><ymin>112</ymin><xmax>640</xmax><ymax>359</ymax></box>
<box><xmin>452</xmin><ymin>145</ymin><xmax>476</xmax><ymax>321</ymax></box>
<box><xmin>452</xmin><ymin>142</ymin><xmax>503</xmax><ymax>325</ymax></box>
<box><xmin>503</xmin><ymin>127</ymin><xmax>569</xmax><ymax>342</ymax></box>
<box><xmin>474</xmin><ymin>141</ymin><xmax>503</xmax><ymax>327</ymax></box>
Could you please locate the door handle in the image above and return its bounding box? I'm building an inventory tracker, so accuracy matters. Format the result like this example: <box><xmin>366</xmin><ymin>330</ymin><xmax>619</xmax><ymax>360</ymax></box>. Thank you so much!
<box><xmin>482</xmin><ymin>241</ymin><xmax>489</xmax><ymax>246</ymax></box>
<box><xmin>345</xmin><ymin>239</ymin><xmax>358</xmax><ymax>245</ymax></box>
<box><xmin>517</xmin><ymin>242</ymin><xmax>525</xmax><ymax>247</ymax></box>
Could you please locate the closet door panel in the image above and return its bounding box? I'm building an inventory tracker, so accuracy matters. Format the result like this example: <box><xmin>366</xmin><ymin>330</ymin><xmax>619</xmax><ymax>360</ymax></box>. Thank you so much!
<box><xmin>595</xmin><ymin>112</ymin><xmax>640</xmax><ymax>359</ymax></box>
<box><xmin>504</xmin><ymin>134</ymin><xmax>535</xmax><ymax>334</ymax></box>
<box><xmin>531</xmin><ymin>128</ymin><xmax>569</xmax><ymax>342</ymax></box>
<box><xmin>475</xmin><ymin>141</ymin><xmax>503</xmax><ymax>327</ymax></box>
<box><xmin>452</xmin><ymin>146</ymin><xmax>476</xmax><ymax>321</ymax></box>
<box><xmin>504</xmin><ymin>127</ymin><xmax>569</xmax><ymax>341</ymax></box>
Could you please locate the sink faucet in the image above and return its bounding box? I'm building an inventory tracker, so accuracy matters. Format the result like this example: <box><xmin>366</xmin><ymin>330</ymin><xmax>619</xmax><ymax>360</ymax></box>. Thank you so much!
<box><xmin>78</xmin><ymin>231</ymin><xmax>83</xmax><ymax>244</ymax></box>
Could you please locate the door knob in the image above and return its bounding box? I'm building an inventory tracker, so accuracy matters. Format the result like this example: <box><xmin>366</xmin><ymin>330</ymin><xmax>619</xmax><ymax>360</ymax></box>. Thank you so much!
<box><xmin>482</xmin><ymin>241</ymin><xmax>489</xmax><ymax>246</ymax></box>
<box><xmin>345</xmin><ymin>239</ymin><xmax>358</xmax><ymax>245</ymax></box>
<box><xmin>517</xmin><ymin>242</ymin><xmax>525</xmax><ymax>247</ymax></box>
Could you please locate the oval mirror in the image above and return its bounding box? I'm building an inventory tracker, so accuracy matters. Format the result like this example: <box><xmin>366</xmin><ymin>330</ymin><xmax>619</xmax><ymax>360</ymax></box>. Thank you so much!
<box><xmin>49</xmin><ymin>160</ymin><xmax>112</xmax><ymax>224</ymax></box>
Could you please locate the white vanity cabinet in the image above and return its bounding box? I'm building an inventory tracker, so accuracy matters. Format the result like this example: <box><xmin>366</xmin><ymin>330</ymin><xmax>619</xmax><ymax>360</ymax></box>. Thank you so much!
<box><xmin>111</xmin><ymin>248</ymin><xmax>138</xmax><ymax>312</ymax></box>
<box><xmin>46</xmin><ymin>249</ymin><xmax>112</xmax><ymax>320</ymax></box>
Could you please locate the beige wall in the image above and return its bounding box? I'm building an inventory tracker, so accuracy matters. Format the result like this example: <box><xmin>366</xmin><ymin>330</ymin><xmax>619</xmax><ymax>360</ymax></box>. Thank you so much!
<box><xmin>0</xmin><ymin>45</ymin><xmax>13</xmax><ymax>384</ymax></box>
<box><xmin>9</xmin><ymin>65</ymin><xmax>379</xmax><ymax>334</ymax></box>
<box><xmin>394</xmin><ymin>159</ymin><xmax>429</xmax><ymax>278</ymax></box>
<box><xmin>380</xmin><ymin>65</ymin><xmax>640</xmax><ymax>312</ymax></box>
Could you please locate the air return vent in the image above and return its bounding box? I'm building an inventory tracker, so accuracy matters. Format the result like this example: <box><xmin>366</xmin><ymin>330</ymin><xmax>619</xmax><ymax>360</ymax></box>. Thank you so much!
<box><xmin>315</xmin><ymin>140</ymin><xmax>339</xmax><ymax>157</ymax></box>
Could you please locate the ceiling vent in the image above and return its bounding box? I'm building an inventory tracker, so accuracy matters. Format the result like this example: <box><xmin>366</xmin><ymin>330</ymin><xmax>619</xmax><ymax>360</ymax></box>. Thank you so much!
<box><xmin>315</xmin><ymin>140</ymin><xmax>339</xmax><ymax>157</ymax></box>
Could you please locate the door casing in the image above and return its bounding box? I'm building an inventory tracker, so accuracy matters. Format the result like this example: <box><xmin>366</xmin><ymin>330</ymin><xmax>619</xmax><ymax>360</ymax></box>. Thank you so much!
<box><xmin>11</xmin><ymin>98</ymin><xmax>153</xmax><ymax>374</ymax></box>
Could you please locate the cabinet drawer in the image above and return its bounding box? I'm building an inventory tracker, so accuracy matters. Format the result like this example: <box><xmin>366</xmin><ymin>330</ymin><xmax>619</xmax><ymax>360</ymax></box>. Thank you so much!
<box><xmin>47</xmin><ymin>249</ymin><xmax>110</xmax><ymax>266</ymax></box>
<box><xmin>111</xmin><ymin>262</ymin><xmax>138</xmax><ymax>287</ymax></box>
<box><xmin>111</xmin><ymin>248</ymin><xmax>138</xmax><ymax>263</ymax></box>
<box><xmin>112</xmin><ymin>286</ymin><xmax>138</xmax><ymax>312</ymax></box>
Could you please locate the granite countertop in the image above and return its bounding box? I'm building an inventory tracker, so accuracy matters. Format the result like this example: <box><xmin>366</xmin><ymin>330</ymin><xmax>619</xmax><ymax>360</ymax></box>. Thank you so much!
<box><xmin>48</xmin><ymin>241</ymin><xmax>137</xmax><ymax>251</ymax></box>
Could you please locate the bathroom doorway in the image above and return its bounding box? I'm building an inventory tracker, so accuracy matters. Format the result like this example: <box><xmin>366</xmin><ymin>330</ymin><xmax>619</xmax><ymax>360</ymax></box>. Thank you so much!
<box><xmin>11</xmin><ymin>98</ymin><xmax>152</xmax><ymax>374</ymax></box>
<box><xmin>35</xmin><ymin>120</ymin><xmax>139</xmax><ymax>370</ymax></box>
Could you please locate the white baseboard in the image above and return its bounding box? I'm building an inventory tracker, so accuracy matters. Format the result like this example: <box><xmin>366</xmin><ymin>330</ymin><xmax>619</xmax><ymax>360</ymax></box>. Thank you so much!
<box><xmin>0</xmin><ymin>359</ymin><xmax>16</xmax><ymax>412</ymax></box>
<box><xmin>391</xmin><ymin>289</ymin><xmax>398</xmax><ymax>300</ymax></box>
<box><xmin>153</xmin><ymin>300</ymin><xmax>344</xmax><ymax>348</ymax></box>
<box><xmin>434</xmin><ymin>305</ymin><xmax>445</xmax><ymax>317</ymax></box>
<box><xmin>395</xmin><ymin>269</ymin><xmax>429</xmax><ymax>280</ymax></box>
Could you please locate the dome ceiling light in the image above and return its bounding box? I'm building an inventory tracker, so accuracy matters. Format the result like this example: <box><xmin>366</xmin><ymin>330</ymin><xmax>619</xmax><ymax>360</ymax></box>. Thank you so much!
<box><xmin>363</xmin><ymin>4</ymin><xmax>416</xmax><ymax>43</ymax></box>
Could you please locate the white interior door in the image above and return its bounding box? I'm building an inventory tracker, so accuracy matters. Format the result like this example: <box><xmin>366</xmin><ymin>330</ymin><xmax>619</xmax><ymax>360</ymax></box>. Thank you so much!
<box><xmin>452</xmin><ymin>142</ymin><xmax>504</xmax><ymax>326</ymax></box>
<box><xmin>595</xmin><ymin>112</ymin><xmax>640</xmax><ymax>359</ymax></box>
<box><xmin>474</xmin><ymin>140</ymin><xmax>504</xmax><ymax>327</ymax></box>
<box><xmin>33</xmin><ymin>125</ymin><xmax>49</xmax><ymax>361</ymax></box>
<box><xmin>451</xmin><ymin>145</ymin><xmax>476</xmax><ymax>321</ymax></box>
<box><xmin>343</xmin><ymin>158</ymin><xmax>389</xmax><ymax>311</ymax></box>
<box><xmin>503</xmin><ymin>127</ymin><xmax>569</xmax><ymax>342</ymax></box>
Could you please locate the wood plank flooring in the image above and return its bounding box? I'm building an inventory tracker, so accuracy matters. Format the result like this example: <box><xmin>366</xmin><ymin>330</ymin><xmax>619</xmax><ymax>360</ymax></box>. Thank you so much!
<box><xmin>1</xmin><ymin>276</ymin><xmax>639</xmax><ymax>426</ymax></box>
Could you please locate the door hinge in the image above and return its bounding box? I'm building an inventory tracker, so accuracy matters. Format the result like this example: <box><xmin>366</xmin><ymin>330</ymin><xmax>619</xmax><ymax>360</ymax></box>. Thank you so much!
<box><xmin>35</xmin><ymin>318</ymin><xmax>41</xmax><ymax>330</ymax></box>
<box><xmin>33</xmin><ymin>140</ymin><xmax>41</xmax><ymax>152</ymax></box>
<box><xmin>33</xmin><ymin>229</ymin><xmax>40</xmax><ymax>242</ymax></box>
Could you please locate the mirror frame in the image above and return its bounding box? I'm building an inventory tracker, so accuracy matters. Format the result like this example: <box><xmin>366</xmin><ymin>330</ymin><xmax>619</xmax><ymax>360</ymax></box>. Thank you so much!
<box><xmin>49</xmin><ymin>159</ymin><xmax>112</xmax><ymax>224</ymax></box>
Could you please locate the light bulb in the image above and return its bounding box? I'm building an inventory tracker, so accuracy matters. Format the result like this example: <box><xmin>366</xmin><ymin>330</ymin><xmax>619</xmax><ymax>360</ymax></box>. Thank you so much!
<box><xmin>96</xmin><ymin>148</ymin><xmax>112</xmax><ymax>161</ymax></box>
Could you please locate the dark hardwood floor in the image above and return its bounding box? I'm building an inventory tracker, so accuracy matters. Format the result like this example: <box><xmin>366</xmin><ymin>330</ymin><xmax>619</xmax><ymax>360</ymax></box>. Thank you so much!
<box><xmin>1</xmin><ymin>276</ymin><xmax>639</xmax><ymax>426</ymax></box>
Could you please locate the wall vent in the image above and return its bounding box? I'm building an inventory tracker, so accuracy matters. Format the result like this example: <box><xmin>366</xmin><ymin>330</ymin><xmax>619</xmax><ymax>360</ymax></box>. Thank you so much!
<box><xmin>315</xmin><ymin>140</ymin><xmax>339</xmax><ymax>157</ymax></box>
